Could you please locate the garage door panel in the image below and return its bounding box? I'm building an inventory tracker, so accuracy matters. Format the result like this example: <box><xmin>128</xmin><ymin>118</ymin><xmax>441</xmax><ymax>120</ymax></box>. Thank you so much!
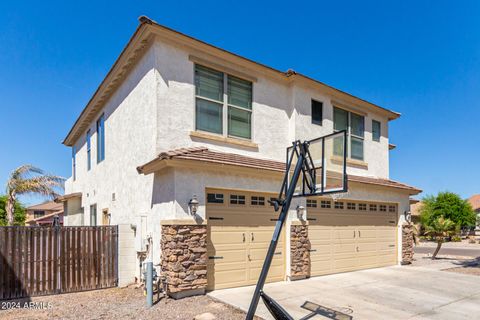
<box><xmin>208</xmin><ymin>229</ymin><xmax>246</xmax><ymax>245</ymax></box>
<box><xmin>334</xmin><ymin>228</ymin><xmax>355</xmax><ymax>241</ymax></box>
<box><xmin>206</xmin><ymin>189</ymin><xmax>285</xmax><ymax>290</ymax></box>
<box><xmin>207</xmin><ymin>247</ymin><xmax>247</xmax><ymax>264</ymax></box>
<box><xmin>309</xmin><ymin>228</ymin><xmax>332</xmax><ymax>240</ymax></box>
<box><xmin>208</xmin><ymin>269</ymin><xmax>248</xmax><ymax>290</ymax></box>
<box><xmin>309</xmin><ymin>201</ymin><xmax>398</xmax><ymax>278</ymax></box>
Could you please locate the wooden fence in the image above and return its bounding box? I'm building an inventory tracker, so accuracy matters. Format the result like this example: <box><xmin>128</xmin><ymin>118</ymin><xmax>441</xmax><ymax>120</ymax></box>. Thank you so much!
<box><xmin>0</xmin><ymin>226</ymin><xmax>118</xmax><ymax>300</ymax></box>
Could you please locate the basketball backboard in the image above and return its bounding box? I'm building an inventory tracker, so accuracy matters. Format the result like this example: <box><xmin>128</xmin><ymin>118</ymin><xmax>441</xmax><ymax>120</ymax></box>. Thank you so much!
<box><xmin>286</xmin><ymin>130</ymin><xmax>347</xmax><ymax>197</ymax></box>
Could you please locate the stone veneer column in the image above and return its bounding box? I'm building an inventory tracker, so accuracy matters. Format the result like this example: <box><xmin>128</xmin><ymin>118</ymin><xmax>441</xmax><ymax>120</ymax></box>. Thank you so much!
<box><xmin>290</xmin><ymin>224</ymin><xmax>310</xmax><ymax>279</ymax></box>
<box><xmin>402</xmin><ymin>223</ymin><xmax>414</xmax><ymax>264</ymax></box>
<box><xmin>161</xmin><ymin>224</ymin><xmax>207</xmax><ymax>299</ymax></box>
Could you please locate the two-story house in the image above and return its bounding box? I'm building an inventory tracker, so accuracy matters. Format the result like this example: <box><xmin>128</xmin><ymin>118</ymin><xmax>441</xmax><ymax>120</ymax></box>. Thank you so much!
<box><xmin>59</xmin><ymin>16</ymin><xmax>420</xmax><ymax>297</ymax></box>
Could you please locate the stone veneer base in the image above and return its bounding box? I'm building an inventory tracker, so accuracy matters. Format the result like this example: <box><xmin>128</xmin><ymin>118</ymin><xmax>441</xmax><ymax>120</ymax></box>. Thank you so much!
<box><xmin>402</xmin><ymin>223</ymin><xmax>414</xmax><ymax>264</ymax></box>
<box><xmin>290</xmin><ymin>225</ymin><xmax>310</xmax><ymax>278</ymax></box>
<box><xmin>161</xmin><ymin>224</ymin><xmax>207</xmax><ymax>298</ymax></box>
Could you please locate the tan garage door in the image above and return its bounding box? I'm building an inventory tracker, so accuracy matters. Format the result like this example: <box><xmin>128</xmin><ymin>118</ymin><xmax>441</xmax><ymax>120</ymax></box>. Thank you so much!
<box><xmin>308</xmin><ymin>199</ymin><xmax>397</xmax><ymax>277</ymax></box>
<box><xmin>206</xmin><ymin>189</ymin><xmax>285</xmax><ymax>290</ymax></box>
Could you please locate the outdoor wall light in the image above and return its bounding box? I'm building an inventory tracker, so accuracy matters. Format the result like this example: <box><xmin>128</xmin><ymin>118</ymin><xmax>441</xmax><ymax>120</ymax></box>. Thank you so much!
<box><xmin>404</xmin><ymin>210</ymin><xmax>411</xmax><ymax>223</ymax></box>
<box><xmin>188</xmin><ymin>195</ymin><xmax>199</xmax><ymax>215</ymax></box>
<box><xmin>296</xmin><ymin>205</ymin><xmax>306</xmax><ymax>220</ymax></box>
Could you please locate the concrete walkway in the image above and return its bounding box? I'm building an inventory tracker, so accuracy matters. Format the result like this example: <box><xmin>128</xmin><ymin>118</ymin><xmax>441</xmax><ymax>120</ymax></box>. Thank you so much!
<box><xmin>209</xmin><ymin>266</ymin><xmax>480</xmax><ymax>319</ymax></box>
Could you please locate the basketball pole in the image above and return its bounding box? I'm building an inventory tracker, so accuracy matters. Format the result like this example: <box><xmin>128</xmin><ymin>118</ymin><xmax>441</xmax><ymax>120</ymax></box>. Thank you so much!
<box><xmin>246</xmin><ymin>142</ymin><xmax>306</xmax><ymax>320</ymax></box>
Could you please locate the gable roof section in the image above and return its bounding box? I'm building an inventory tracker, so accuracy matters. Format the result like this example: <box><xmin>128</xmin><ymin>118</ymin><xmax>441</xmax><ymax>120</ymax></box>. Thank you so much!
<box><xmin>27</xmin><ymin>201</ymin><xmax>63</xmax><ymax>211</ymax></box>
<box><xmin>63</xmin><ymin>16</ymin><xmax>400</xmax><ymax>146</ymax></box>
<box><xmin>468</xmin><ymin>194</ymin><xmax>480</xmax><ymax>210</ymax></box>
<box><xmin>137</xmin><ymin>147</ymin><xmax>421</xmax><ymax>194</ymax></box>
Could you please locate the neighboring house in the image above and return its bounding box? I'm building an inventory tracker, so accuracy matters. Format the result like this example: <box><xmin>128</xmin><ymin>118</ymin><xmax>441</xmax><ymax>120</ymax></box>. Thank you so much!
<box><xmin>468</xmin><ymin>194</ymin><xmax>480</xmax><ymax>229</ymax></box>
<box><xmin>410</xmin><ymin>198</ymin><xmax>421</xmax><ymax>224</ymax></box>
<box><xmin>25</xmin><ymin>201</ymin><xmax>64</xmax><ymax>226</ymax></box>
<box><xmin>59</xmin><ymin>16</ymin><xmax>421</xmax><ymax>295</ymax></box>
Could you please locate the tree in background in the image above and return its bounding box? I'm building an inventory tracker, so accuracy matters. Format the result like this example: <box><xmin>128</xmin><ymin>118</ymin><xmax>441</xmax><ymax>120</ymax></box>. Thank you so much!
<box><xmin>420</xmin><ymin>192</ymin><xmax>476</xmax><ymax>229</ymax></box>
<box><xmin>5</xmin><ymin>165</ymin><xmax>64</xmax><ymax>226</ymax></box>
<box><xmin>0</xmin><ymin>195</ymin><xmax>26</xmax><ymax>226</ymax></box>
<box><xmin>420</xmin><ymin>192</ymin><xmax>476</xmax><ymax>259</ymax></box>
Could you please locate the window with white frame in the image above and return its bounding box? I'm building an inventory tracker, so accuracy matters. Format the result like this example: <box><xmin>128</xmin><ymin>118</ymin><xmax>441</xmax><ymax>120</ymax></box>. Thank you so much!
<box><xmin>358</xmin><ymin>203</ymin><xmax>367</xmax><ymax>211</ymax></box>
<box><xmin>333</xmin><ymin>107</ymin><xmax>365</xmax><ymax>161</ymax></box>
<box><xmin>379</xmin><ymin>205</ymin><xmax>387</xmax><ymax>212</ymax></box>
<box><xmin>347</xmin><ymin>202</ymin><xmax>356</xmax><ymax>210</ymax></box>
<box><xmin>369</xmin><ymin>204</ymin><xmax>377</xmax><ymax>211</ymax></box>
<box><xmin>194</xmin><ymin>65</ymin><xmax>252</xmax><ymax>139</ymax></box>
<box><xmin>334</xmin><ymin>201</ymin><xmax>344</xmax><ymax>209</ymax></box>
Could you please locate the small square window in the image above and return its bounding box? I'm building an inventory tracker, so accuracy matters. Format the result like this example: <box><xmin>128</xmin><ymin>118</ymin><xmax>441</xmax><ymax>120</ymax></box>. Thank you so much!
<box><xmin>347</xmin><ymin>202</ymin><xmax>356</xmax><ymax>210</ymax></box>
<box><xmin>230</xmin><ymin>194</ymin><xmax>245</xmax><ymax>205</ymax></box>
<box><xmin>379</xmin><ymin>205</ymin><xmax>387</xmax><ymax>212</ymax></box>
<box><xmin>306</xmin><ymin>199</ymin><xmax>317</xmax><ymax>208</ymax></box>
<box><xmin>388</xmin><ymin>205</ymin><xmax>396</xmax><ymax>213</ymax></box>
<box><xmin>369</xmin><ymin>204</ymin><xmax>377</xmax><ymax>211</ymax></box>
<box><xmin>320</xmin><ymin>200</ymin><xmax>331</xmax><ymax>208</ymax></box>
<box><xmin>207</xmin><ymin>193</ymin><xmax>224</xmax><ymax>203</ymax></box>
<box><xmin>251</xmin><ymin>196</ymin><xmax>265</xmax><ymax>206</ymax></box>
<box><xmin>335</xmin><ymin>202</ymin><xmax>344</xmax><ymax>209</ymax></box>
<box><xmin>311</xmin><ymin>100</ymin><xmax>323</xmax><ymax>125</ymax></box>
<box><xmin>358</xmin><ymin>203</ymin><xmax>367</xmax><ymax>211</ymax></box>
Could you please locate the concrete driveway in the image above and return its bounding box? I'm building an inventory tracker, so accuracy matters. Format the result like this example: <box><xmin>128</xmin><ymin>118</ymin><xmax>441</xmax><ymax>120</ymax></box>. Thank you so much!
<box><xmin>209</xmin><ymin>265</ymin><xmax>480</xmax><ymax>319</ymax></box>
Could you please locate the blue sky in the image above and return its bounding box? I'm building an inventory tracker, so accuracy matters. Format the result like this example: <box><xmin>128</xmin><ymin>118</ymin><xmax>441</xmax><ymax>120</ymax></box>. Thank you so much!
<box><xmin>1</xmin><ymin>1</ymin><xmax>479</xmax><ymax>206</ymax></box>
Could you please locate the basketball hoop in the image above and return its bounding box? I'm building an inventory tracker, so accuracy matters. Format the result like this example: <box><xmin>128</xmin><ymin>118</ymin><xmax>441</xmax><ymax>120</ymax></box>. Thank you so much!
<box><xmin>246</xmin><ymin>131</ymin><xmax>348</xmax><ymax>320</ymax></box>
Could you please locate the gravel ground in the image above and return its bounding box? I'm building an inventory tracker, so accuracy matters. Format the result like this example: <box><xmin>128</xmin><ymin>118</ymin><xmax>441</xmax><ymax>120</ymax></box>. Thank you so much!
<box><xmin>444</xmin><ymin>257</ymin><xmax>480</xmax><ymax>276</ymax></box>
<box><xmin>0</xmin><ymin>287</ymin><xmax>255</xmax><ymax>320</ymax></box>
<box><xmin>417</xmin><ymin>240</ymin><xmax>480</xmax><ymax>247</ymax></box>
<box><xmin>412</xmin><ymin>253</ymin><xmax>480</xmax><ymax>277</ymax></box>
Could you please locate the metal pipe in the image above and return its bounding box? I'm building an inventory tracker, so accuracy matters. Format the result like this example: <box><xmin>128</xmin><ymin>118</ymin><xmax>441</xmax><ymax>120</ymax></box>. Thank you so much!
<box><xmin>146</xmin><ymin>261</ymin><xmax>153</xmax><ymax>307</ymax></box>
<box><xmin>246</xmin><ymin>143</ymin><xmax>305</xmax><ymax>320</ymax></box>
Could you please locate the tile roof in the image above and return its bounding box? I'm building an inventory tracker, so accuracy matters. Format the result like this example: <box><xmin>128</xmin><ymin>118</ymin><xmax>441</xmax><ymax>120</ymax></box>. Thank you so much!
<box><xmin>468</xmin><ymin>194</ymin><xmax>480</xmax><ymax>210</ymax></box>
<box><xmin>27</xmin><ymin>201</ymin><xmax>63</xmax><ymax>211</ymax></box>
<box><xmin>138</xmin><ymin>147</ymin><xmax>421</xmax><ymax>193</ymax></box>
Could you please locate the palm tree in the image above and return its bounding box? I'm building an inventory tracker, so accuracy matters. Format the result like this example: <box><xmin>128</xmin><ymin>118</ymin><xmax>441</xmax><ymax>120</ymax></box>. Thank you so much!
<box><xmin>5</xmin><ymin>165</ymin><xmax>65</xmax><ymax>226</ymax></box>
<box><xmin>424</xmin><ymin>216</ymin><xmax>457</xmax><ymax>259</ymax></box>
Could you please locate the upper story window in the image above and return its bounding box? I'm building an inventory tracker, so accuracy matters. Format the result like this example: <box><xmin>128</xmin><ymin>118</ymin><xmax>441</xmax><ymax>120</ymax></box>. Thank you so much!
<box><xmin>72</xmin><ymin>146</ymin><xmax>76</xmax><ymax>181</ymax></box>
<box><xmin>33</xmin><ymin>210</ymin><xmax>45</xmax><ymax>219</ymax></box>
<box><xmin>311</xmin><ymin>100</ymin><xmax>323</xmax><ymax>125</ymax></box>
<box><xmin>372</xmin><ymin>120</ymin><xmax>381</xmax><ymax>142</ymax></box>
<box><xmin>96</xmin><ymin>114</ymin><xmax>105</xmax><ymax>163</ymax></box>
<box><xmin>87</xmin><ymin>129</ymin><xmax>91</xmax><ymax>170</ymax></box>
<box><xmin>334</xmin><ymin>107</ymin><xmax>365</xmax><ymax>161</ymax></box>
<box><xmin>195</xmin><ymin>65</ymin><xmax>252</xmax><ymax>139</ymax></box>
<box><xmin>251</xmin><ymin>196</ymin><xmax>265</xmax><ymax>206</ymax></box>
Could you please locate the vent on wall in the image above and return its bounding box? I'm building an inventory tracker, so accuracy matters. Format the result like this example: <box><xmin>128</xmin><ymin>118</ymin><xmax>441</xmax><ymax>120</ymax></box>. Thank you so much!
<box><xmin>112</xmin><ymin>193</ymin><xmax>116</xmax><ymax>201</ymax></box>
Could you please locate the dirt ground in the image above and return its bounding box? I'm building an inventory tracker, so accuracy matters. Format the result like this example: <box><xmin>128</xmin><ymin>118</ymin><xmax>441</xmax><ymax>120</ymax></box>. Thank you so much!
<box><xmin>444</xmin><ymin>258</ymin><xmax>480</xmax><ymax>276</ymax></box>
<box><xmin>0</xmin><ymin>286</ymin><xmax>254</xmax><ymax>320</ymax></box>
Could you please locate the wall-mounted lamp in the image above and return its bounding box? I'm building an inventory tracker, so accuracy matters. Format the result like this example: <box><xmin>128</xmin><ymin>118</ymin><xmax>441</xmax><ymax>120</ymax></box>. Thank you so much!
<box><xmin>404</xmin><ymin>210</ymin><xmax>411</xmax><ymax>223</ymax></box>
<box><xmin>188</xmin><ymin>195</ymin><xmax>200</xmax><ymax>215</ymax></box>
<box><xmin>296</xmin><ymin>205</ymin><xmax>306</xmax><ymax>220</ymax></box>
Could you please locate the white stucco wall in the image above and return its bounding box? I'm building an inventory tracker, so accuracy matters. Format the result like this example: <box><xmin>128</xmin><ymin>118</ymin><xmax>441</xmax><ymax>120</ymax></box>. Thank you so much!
<box><xmin>63</xmin><ymin>34</ymin><xmax>407</xmax><ymax>275</ymax></box>
<box><xmin>65</xmin><ymin>44</ymin><xmax>158</xmax><ymax>229</ymax></box>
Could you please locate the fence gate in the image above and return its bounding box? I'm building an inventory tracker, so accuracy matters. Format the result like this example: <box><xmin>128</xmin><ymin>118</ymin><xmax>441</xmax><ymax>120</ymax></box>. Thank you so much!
<box><xmin>0</xmin><ymin>226</ymin><xmax>118</xmax><ymax>300</ymax></box>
